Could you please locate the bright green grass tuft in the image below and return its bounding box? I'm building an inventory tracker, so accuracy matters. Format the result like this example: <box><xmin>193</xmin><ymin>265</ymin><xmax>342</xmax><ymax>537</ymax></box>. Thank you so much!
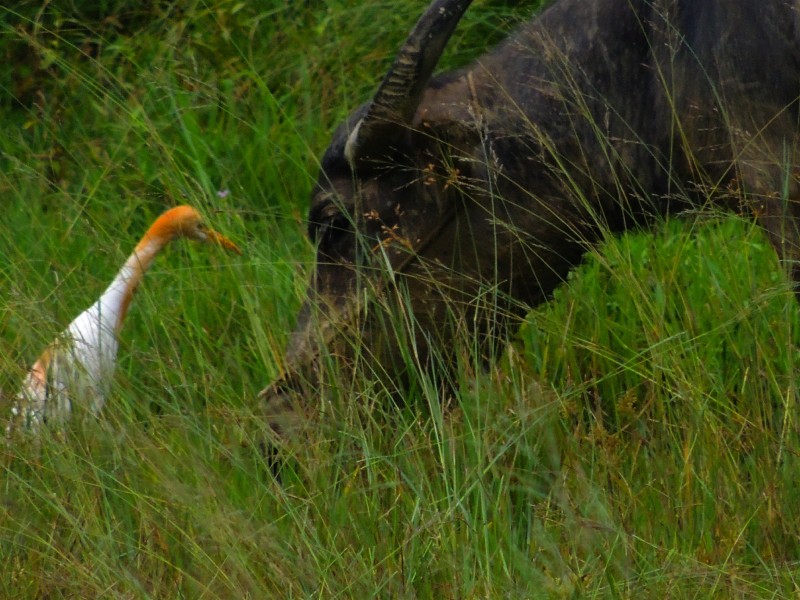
<box><xmin>2</xmin><ymin>1</ymin><xmax>800</xmax><ymax>598</ymax></box>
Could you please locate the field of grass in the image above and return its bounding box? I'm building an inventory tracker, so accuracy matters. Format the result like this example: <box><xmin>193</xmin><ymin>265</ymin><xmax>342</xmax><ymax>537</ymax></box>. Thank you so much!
<box><xmin>2</xmin><ymin>1</ymin><xmax>800</xmax><ymax>597</ymax></box>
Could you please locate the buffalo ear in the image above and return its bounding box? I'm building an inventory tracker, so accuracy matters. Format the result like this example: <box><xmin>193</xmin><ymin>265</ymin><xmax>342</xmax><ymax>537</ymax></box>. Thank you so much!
<box><xmin>344</xmin><ymin>0</ymin><xmax>473</xmax><ymax>169</ymax></box>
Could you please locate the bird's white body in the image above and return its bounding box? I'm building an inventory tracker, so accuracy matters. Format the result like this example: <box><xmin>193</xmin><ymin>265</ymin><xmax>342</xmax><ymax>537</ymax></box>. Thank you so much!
<box><xmin>6</xmin><ymin>206</ymin><xmax>240</xmax><ymax>437</ymax></box>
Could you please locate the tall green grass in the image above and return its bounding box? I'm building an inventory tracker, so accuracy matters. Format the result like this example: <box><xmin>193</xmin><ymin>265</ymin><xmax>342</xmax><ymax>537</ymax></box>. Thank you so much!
<box><xmin>2</xmin><ymin>1</ymin><xmax>800</xmax><ymax>597</ymax></box>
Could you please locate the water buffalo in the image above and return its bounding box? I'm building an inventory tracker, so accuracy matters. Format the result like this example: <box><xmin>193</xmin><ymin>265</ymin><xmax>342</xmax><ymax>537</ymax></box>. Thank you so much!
<box><xmin>260</xmin><ymin>0</ymin><xmax>800</xmax><ymax>436</ymax></box>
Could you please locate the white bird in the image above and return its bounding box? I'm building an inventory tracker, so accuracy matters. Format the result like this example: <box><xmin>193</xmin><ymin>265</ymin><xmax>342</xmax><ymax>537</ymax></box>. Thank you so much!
<box><xmin>7</xmin><ymin>205</ymin><xmax>241</xmax><ymax>436</ymax></box>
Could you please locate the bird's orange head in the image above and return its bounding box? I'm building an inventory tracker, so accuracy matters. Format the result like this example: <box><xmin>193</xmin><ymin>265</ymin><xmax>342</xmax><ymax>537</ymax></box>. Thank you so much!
<box><xmin>143</xmin><ymin>205</ymin><xmax>241</xmax><ymax>254</ymax></box>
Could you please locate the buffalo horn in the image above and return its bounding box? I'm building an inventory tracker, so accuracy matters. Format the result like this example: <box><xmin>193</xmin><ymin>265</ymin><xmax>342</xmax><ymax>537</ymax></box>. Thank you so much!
<box><xmin>345</xmin><ymin>0</ymin><xmax>473</xmax><ymax>166</ymax></box>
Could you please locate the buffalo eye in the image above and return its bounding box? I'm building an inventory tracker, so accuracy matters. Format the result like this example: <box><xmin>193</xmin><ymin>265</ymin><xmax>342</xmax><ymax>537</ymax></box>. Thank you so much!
<box><xmin>308</xmin><ymin>195</ymin><xmax>352</xmax><ymax>246</ymax></box>
<box><xmin>315</xmin><ymin>213</ymin><xmax>351</xmax><ymax>246</ymax></box>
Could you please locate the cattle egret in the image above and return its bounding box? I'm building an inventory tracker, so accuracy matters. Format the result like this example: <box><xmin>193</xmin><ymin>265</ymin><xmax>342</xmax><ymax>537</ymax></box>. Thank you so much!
<box><xmin>6</xmin><ymin>205</ymin><xmax>241</xmax><ymax>436</ymax></box>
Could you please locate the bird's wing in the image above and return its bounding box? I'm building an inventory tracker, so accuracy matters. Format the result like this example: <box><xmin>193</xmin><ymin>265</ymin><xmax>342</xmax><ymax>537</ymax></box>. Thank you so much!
<box><xmin>6</xmin><ymin>317</ymin><xmax>109</xmax><ymax>438</ymax></box>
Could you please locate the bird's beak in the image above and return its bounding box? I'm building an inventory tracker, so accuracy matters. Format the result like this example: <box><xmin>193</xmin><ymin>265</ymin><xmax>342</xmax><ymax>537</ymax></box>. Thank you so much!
<box><xmin>206</xmin><ymin>229</ymin><xmax>242</xmax><ymax>255</ymax></box>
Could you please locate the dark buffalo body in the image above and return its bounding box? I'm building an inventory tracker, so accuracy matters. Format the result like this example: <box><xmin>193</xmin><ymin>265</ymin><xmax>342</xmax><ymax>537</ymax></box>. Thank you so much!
<box><xmin>261</xmin><ymin>0</ymin><xmax>800</xmax><ymax>433</ymax></box>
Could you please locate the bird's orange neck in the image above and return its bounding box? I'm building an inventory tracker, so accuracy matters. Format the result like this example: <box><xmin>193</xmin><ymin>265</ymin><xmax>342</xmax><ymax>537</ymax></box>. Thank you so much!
<box><xmin>102</xmin><ymin>218</ymin><xmax>176</xmax><ymax>335</ymax></box>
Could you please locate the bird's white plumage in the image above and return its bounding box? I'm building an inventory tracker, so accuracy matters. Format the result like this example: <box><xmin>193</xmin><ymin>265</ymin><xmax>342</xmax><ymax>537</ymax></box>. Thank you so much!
<box><xmin>7</xmin><ymin>243</ymin><xmax>157</xmax><ymax>434</ymax></box>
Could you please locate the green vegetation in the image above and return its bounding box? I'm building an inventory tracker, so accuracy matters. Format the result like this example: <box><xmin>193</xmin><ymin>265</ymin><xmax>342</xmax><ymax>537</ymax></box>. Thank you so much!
<box><xmin>2</xmin><ymin>1</ymin><xmax>799</xmax><ymax>597</ymax></box>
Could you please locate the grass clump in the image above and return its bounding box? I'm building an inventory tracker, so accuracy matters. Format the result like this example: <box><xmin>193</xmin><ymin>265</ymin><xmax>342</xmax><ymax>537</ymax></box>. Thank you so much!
<box><xmin>2</xmin><ymin>1</ymin><xmax>800</xmax><ymax>598</ymax></box>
